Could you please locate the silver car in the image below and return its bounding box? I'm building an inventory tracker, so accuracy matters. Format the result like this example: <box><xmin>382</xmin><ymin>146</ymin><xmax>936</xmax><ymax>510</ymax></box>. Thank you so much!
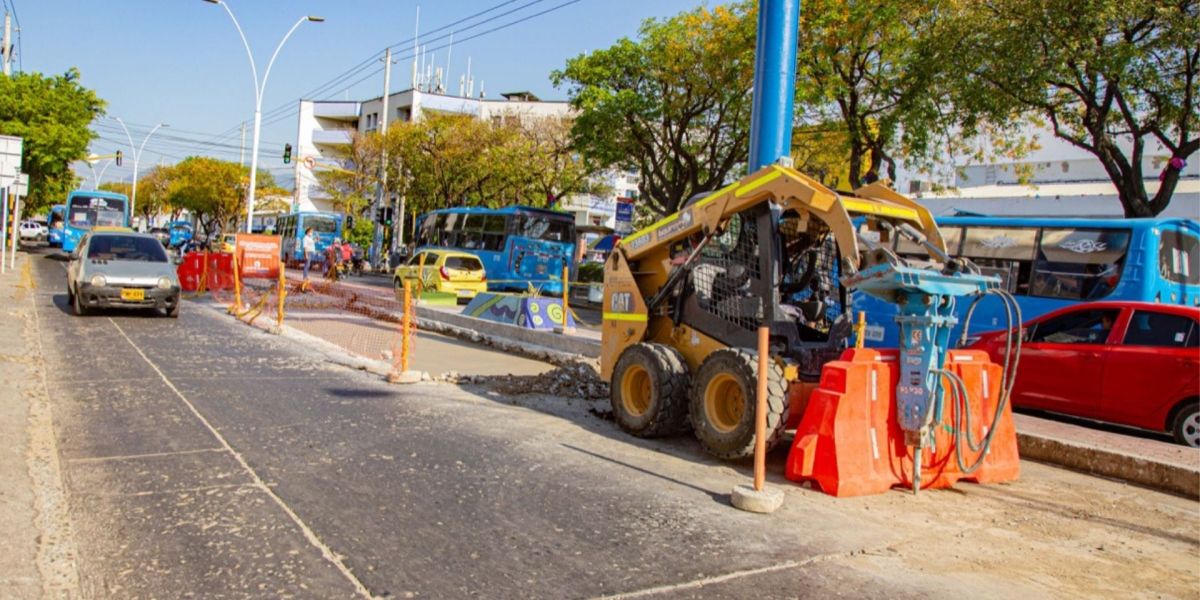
<box><xmin>66</xmin><ymin>230</ymin><xmax>182</xmax><ymax>318</ymax></box>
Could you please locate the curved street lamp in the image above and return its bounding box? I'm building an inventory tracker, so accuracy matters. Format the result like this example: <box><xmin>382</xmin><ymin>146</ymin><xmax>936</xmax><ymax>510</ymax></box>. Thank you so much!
<box><xmin>203</xmin><ymin>0</ymin><xmax>323</xmax><ymax>233</ymax></box>
<box><xmin>112</xmin><ymin>117</ymin><xmax>168</xmax><ymax>228</ymax></box>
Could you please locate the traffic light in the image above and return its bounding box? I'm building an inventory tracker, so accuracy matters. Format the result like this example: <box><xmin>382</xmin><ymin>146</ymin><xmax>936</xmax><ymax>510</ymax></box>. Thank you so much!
<box><xmin>375</xmin><ymin>207</ymin><xmax>393</xmax><ymax>225</ymax></box>
<box><xmin>115</xmin><ymin>150</ymin><xmax>123</xmax><ymax>166</ymax></box>
<box><xmin>283</xmin><ymin>143</ymin><xmax>292</xmax><ymax>164</ymax></box>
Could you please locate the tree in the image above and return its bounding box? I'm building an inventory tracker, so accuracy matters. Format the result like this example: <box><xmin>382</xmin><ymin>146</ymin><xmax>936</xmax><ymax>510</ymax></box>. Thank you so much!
<box><xmin>514</xmin><ymin>116</ymin><xmax>601</xmax><ymax>205</ymax></box>
<box><xmin>941</xmin><ymin>0</ymin><xmax>1199</xmax><ymax>217</ymax></box>
<box><xmin>165</xmin><ymin>157</ymin><xmax>246</xmax><ymax>236</ymax></box>
<box><xmin>131</xmin><ymin>166</ymin><xmax>173</xmax><ymax>225</ymax></box>
<box><xmin>553</xmin><ymin>2</ymin><xmax>756</xmax><ymax>216</ymax></box>
<box><xmin>0</xmin><ymin>69</ymin><xmax>105</xmax><ymax>211</ymax></box>
<box><xmin>795</xmin><ymin>0</ymin><xmax>969</xmax><ymax>186</ymax></box>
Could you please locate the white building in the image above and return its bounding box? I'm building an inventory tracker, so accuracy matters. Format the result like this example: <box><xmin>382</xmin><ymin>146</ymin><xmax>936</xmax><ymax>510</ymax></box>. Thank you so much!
<box><xmin>903</xmin><ymin>130</ymin><xmax>1200</xmax><ymax>219</ymax></box>
<box><xmin>292</xmin><ymin>89</ymin><xmax>574</xmax><ymax>214</ymax></box>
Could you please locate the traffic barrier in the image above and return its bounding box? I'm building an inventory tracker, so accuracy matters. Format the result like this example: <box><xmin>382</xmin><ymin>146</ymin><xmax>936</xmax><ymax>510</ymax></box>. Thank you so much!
<box><xmin>785</xmin><ymin>348</ymin><xmax>1019</xmax><ymax>497</ymax></box>
<box><xmin>177</xmin><ymin>251</ymin><xmax>236</xmax><ymax>293</ymax></box>
<box><xmin>461</xmin><ymin>292</ymin><xmax>577</xmax><ymax>331</ymax></box>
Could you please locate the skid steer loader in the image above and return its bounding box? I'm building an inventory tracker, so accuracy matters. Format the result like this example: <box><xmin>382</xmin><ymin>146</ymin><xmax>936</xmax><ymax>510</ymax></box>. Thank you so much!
<box><xmin>601</xmin><ymin>162</ymin><xmax>962</xmax><ymax>459</ymax></box>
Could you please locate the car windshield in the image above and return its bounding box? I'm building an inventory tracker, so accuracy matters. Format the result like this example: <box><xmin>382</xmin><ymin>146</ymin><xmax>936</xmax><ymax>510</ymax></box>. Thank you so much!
<box><xmin>445</xmin><ymin>256</ymin><xmax>483</xmax><ymax>271</ymax></box>
<box><xmin>87</xmin><ymin>235</ymin><xmax>168</xmax><ymax>263</ymax></box>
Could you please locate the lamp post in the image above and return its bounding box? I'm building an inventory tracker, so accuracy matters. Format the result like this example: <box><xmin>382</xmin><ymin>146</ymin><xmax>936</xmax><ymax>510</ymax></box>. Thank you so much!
<box><xmin>112</xmin><ymin>117</ymin><xmax>168</xmax><ymax>229</ymax></box>
<box><xmin>203</xmin><ymin>0</ymin><xmax>323</xmax><ymax>233</ymax></box>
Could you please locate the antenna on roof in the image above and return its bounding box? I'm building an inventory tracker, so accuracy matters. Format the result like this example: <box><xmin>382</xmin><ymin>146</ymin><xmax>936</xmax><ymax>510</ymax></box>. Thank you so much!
<box><xmin>411</xmin><ymin>6</ymin><xmax>420</xmax><ymax>89</ymax></box>
<box><xmin>445</xmin><ymin>33</ymin><xmax>453</xmax><ymax>95</ymax></box>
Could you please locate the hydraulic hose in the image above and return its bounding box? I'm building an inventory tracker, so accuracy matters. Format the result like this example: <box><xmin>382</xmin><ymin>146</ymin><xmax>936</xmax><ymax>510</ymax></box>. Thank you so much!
<box><xmin>944</xmin><ymin>288</ymin><xmax>1022</xmax><ymax>474</ymax></box>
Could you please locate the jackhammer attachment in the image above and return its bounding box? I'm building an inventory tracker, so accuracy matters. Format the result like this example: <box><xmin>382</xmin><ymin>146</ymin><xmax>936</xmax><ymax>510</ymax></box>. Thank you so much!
<box><xmin>784</xmin><ymin>348</ymin><xmax>1020</xmax><ymax>496</ymax></box>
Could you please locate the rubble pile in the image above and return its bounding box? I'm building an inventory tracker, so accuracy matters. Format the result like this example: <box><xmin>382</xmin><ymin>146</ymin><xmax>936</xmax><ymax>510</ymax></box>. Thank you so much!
<box><xmin>438</xmin><ymin>361</ymin><xmax>610</xmax><ymax>401</ymax></box>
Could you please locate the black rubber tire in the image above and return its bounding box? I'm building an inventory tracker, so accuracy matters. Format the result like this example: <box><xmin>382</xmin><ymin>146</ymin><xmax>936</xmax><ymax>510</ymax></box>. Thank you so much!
<box><xmin>689</xmin><ymin>348</ymin><xmax>788</xmax><ymax>460</ymax></box>
<box><xmin>72</xmin><ymin>286</ymin><xmax>88</xmax><ymax>316</ymax></box>
<box><xmin>66</xmin><ymin>282</ymin><xmax>74</xmax><ymax>306</ymax></box>
<box><xmin>1170</xmin><ymin>401</ymin><xmax>1199</xmax><ymax>448</ymax></box>
<box><xmin>166</xmin><ymin>299</ymin><xmax>180</xmax><ymax>319</ymax></box>
<box><xmin>610</xmin><ymin>343</ymin><xmax>690</xmax><ymax>438</ymax></box>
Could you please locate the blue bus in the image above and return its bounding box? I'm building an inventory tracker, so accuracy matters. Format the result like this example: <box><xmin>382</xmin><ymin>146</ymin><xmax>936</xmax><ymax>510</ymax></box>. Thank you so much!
<box><xmin>61</xmin><ymin>190</ymin><xmax>130</xmax><ymax>253</ymax></box>
<box><xmin>167</xmin><ymin>220</ymin><xmax>194</xmax><ymax>248</ymax></box>
<box><xmin>414</xmin><ymin>206</ymin><xmax>577</xmax><ymax>295</ymax></box>
<box><xmin>854</xmin><ymin>216</ymin><xmax>1200</xmax><ymax>347</ymax></box>
<box><xmin>47</xmin><ymin>205</ymin><xmax>66</xmax><ymax>247</ymax></box>
<box><xmin>275</xmin><ymin>211</ymin><xmax>344</xmax><ymax>264</ymax></box>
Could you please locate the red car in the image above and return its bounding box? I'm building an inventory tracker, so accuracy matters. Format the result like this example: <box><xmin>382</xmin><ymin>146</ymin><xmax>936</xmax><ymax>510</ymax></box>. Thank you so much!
<box><xmin>969</xmin><ymin>301</ymin><xmax>1200</xmax><ymax>447</ymax></box>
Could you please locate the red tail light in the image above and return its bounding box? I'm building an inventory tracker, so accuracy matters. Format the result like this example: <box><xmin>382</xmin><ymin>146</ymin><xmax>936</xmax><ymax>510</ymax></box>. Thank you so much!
<box><xmin>439</xmin><ymin>266</ymin><xmax>450</xmax><ymax>280</ymax></box>
<box><xmin>481</xmin><ymin>272</ymin><xmax>487</xmax><ymax>282</ymax></box>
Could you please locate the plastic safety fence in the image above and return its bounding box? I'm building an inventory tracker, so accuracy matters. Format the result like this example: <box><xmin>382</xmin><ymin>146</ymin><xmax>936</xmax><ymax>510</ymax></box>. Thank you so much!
<box><xmin>274</xmin><ymin>267</ymin><xmax>415</xmax><ymax>374</ymax></box>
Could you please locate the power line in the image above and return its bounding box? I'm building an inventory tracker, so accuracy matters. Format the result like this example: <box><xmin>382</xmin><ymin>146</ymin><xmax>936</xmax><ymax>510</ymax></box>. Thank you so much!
<box><xmin>256</xmin><ymin>0</ymin><xmax>585</xmax><ymax>129</ymax></box>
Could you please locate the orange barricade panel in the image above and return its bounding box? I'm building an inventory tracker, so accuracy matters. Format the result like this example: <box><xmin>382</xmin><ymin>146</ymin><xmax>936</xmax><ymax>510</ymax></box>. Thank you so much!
<box><xmin>786</xmin><ymin>348</ymin><xmax>1019</xmax><ymax>497</ymax></box>
<box><xmin>236</xmin><ymin>234</ymin><xmax>282</xmax><ymax>280</ymax></box>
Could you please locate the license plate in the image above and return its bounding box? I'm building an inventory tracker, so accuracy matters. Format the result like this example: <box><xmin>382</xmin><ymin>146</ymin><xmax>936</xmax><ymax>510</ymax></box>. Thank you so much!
<box><xmin>457</xmin><ymin>289</ymin><xmax>473</xmax><ymax>297</ymax></box>
<box><xmin>120</xmin><ymin>288</ymin><xmax>145</xmax><ymax>301</ymax></box>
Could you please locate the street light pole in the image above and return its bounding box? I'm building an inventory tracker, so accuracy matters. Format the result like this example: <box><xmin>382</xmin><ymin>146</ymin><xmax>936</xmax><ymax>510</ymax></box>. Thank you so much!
<box><xmin>112</xmin><ymin>117</ymin><xmax>167</xmax><ymax>229</ymax></box>
<box><xmin>203</xmin><ymin>0</ymin><xmax>323</xmax><ymax>233</ymax></box>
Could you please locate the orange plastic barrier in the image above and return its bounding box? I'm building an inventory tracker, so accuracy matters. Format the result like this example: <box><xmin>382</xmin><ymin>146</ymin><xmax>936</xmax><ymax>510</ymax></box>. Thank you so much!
<box><xmin>177</xmin><ymin>251</ymin><xmax>235</xmax><ymax>292</ymax></box>
<box><xmin>235</xmin><ymin>234</ymin><xmax>281</xmax><ymax>280</ymax></box>
<box><xmin>785</xmin><ymin>348</ymin><xmax>1019</xmax><ymax>497</ymax></box>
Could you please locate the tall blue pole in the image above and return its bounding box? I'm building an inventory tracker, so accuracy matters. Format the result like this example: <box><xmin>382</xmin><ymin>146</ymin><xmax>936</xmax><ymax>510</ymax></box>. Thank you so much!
<box><xmin>747</xmin><ymin>0</ymin><xmax>801</xmax><ymax>172</ymax></box>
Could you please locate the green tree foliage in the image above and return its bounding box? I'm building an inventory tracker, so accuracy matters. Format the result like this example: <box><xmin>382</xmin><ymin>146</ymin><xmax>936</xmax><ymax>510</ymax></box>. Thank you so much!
<box><xmin>164</xmin><ymin>157</ymin><xmax>246</xmax><ymax>236</ymax></box>
<box><xmin>0</xmin><ymin>69</ymin><xmax>105</xmax><ymax>210</ymax></box>
<box><xmin>939</xmin><ymin>0</ymin><xmax>1199</xmax><ymax>216</ymax></box>
<box><xmin>317</xmin><ymin>113</ymin><xmax>600</xmax><ymax>220</ymax></box>
<box><xmin>553</xmin><ymin>3</ymin><xmax>756</xmax><ymax>216</ymax></box>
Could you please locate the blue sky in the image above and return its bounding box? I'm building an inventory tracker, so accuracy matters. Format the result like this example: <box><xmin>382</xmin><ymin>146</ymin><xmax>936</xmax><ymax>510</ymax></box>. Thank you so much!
<box><xmin>17</xmin><ymin>0</ymin><xmax>702</xmax><ymax>185</ymax></box>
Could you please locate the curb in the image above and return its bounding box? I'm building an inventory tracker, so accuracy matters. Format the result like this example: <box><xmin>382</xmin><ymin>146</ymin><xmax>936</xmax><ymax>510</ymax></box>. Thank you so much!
<box><xmin>414</xmin><ymin>304</ymin><xmax>601</xmax><ymax>359</ymax></box>
<box><xmin>1016</xmin><ymin>431</ymin><xmax>1199</xmax><ymax>500</ymax></box>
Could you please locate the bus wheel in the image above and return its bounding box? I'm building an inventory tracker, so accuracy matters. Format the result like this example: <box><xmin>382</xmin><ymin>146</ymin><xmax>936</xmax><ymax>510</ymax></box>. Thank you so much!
<box><xmin>610</xmin><ymin>343</ymin><xmax>690</xmax><ymax>438</ymax></box>
<box><xmin>689</xmin><ymin>349</ymin><xmax>788</xmax><ymax>460</ymax></box>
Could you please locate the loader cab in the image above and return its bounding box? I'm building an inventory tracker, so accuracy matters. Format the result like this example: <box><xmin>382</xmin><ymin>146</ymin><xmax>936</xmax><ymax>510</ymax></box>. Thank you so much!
<box><xmin>671</xmin><ymin>204</ymin><xmax>853</xmax><ymax>382</ymax></box>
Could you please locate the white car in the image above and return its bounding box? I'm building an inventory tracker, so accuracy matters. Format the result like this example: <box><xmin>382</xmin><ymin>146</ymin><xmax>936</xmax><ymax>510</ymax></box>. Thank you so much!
<box><xmin>66</xmin><ymin>230</ymin><xmax>182</xmax><ymax>318</ymax></box>
<box><xmin>19</xmin><ymin>220</ymin><xmax>47</xmax><ymax>241</ymax></box>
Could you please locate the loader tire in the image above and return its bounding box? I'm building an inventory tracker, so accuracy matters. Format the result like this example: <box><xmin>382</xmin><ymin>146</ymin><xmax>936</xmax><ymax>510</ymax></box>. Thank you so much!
<box><xmin>689</xmin><ymin>348</ymin><xmax>788</xmax><ymax>460</ymax></box>
<box><xmin>610</xmin><ymin>343</ymin><xmax>690</xmax><ymax>438</ymax></box>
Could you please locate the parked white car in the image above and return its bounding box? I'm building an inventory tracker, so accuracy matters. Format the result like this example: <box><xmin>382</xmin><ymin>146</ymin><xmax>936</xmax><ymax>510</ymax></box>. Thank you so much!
<box><xmin>19</xmin><ymin>220</ymin><xmax>48</xmax><ymax>241</ymax></box>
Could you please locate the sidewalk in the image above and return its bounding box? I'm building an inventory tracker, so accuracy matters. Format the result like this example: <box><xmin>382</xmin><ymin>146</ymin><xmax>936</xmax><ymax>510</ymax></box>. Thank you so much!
<box><xmin>0</xmin><ymin>254</ymin><xmax>39</xmax><ymax>597</ymax></box>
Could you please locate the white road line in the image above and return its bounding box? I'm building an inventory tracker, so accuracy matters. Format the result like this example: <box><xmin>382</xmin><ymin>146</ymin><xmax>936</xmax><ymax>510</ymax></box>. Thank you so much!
<box><xmin>590</xmin><ymin>546</ymin><xmax>878</xmax><ymax>600</ymax></box>
<box><xmin>66</xmin><ymin>447</ymin><xmax>227</xmax><ymax>464</ymax></box>
<box><xmin>108</xmin><ymin>318</ymin><xmax>375</xmax><ymax>599</ymax></box>
<box><xmin>73</xmin><ymin>482</ymin><xmax>254</xmax><ymax>498</ymax></box>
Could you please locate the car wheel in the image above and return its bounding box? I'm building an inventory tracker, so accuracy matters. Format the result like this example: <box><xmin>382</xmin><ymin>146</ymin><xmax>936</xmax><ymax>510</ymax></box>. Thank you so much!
<box><xmin>66</xmin><ymin>282</ymin><xmax>75</xmax><ymax>305</ymax></box>
<box><xmin>1170</xmin><ymin>402</ymin><xmax>1200</xmax><ymax>448</ymax></box>
<box><xmin>166</xmin><ymin>300</ymin><xmax>180</xmax><ymax>319</ymax></box>
<box><xmin>73</xmin><ymin>287</ymin><xmax>89</xmax><ymax>316</ymax></box>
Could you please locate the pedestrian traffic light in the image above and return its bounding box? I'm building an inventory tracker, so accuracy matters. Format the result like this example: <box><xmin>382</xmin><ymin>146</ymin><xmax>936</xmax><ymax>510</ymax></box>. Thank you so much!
<box><xmin>115</xmin><ymin>150</ymin><xmax>123</xmax><ymax>166</ymax></box>
<box><xmin>283</xmin><ymin>143</ymin><xmax>292</xmax><ymax>164</ymax></box>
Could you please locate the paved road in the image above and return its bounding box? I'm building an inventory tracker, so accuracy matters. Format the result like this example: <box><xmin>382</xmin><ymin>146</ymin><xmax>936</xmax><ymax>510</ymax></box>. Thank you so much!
<box><xmin>25</xmin><ymin>250</ymin><xmax>1200</xmax><ymax>599</ymax></box>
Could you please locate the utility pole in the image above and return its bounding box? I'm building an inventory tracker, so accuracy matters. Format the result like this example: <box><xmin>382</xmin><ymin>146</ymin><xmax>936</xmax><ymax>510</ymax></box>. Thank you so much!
<box><xmin>372</xmin><ymin>48</ymin><xmax>394</xmax><ymax>269</ymax></box>
<box><xmin>239</xmin><ymin>121</ymin><xmax>247</xmax><ymax>166</ymax></box>
<box><xmin>2</xmin><ymin>13</ymin><xmax>11</xmax><ymax>77</ymax></box>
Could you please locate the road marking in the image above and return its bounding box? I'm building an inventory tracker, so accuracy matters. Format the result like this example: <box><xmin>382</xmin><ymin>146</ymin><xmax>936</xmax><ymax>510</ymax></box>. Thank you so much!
<box><xmin>73</xmin><ymin>482</ymin><xmax>254</xmax><ymax>498</ymax></box>
<box><xmin>109</xmin><ymin>318</ymin><xmax>375</xmax><ymax>599</ymax></box>
<box><xmin>592</xmin><ymin>560</ymin><xmax>808</xmax><ymax>599</ymax></box>
<box><xmin>66</xmin><ymin>447</ymin><xmax>227</xmax><ymax>464</ymax></box>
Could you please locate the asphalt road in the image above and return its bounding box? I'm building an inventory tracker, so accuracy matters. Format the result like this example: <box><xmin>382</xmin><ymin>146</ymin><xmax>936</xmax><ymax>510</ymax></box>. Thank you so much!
<box><xmin>25</xmin><ymin>249</ymin><xmax>1200</xmax><ymax>599</ymax></box>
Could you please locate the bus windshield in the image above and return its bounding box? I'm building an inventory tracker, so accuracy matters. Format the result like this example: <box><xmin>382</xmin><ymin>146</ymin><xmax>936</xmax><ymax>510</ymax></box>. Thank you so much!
<box><xmin>68</xmin><ymin>196</ymin><xmax>127</xmax><ymax>228</ymax></box>
<box><xmin>306</xmin><ymin>216</ymin><xmax>338</xmax><ymax>234</ymax></box>
<box><xmin>516</xmin><ymin>213</ymin><xmax>574</xmax><ymax>242</ymax></box>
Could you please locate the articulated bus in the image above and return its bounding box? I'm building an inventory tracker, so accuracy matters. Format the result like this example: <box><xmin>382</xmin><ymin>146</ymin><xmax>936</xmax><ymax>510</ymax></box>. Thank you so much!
<box><xmin>275</xmin><ymin>211</ymin><xmax>344</xmax><ymax>264</ymax></box>
<box><xmin>47</xmin><ymin>205</ymin><xmax>66</xmax><ymax>247</ymax></box>
<box><xmin>855</xmin><ymin>216</ymin><xmax>1200</xmax><ymax>347</ymax></box>
<box><xmin>61</xmin><ymin>190</ymin><xmax>130</xmax><ymax>253</ymax></box>
<box><xmin>414</xmin><ymin>206</ymin><xmax>577</xmax><ymax>295</ymax></box>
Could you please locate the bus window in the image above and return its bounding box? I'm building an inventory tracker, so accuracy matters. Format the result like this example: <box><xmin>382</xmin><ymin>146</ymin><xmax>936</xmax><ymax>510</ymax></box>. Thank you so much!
<box><xmin>896</xmin><ymin>226</ymin><xmax>964</xmax><ymax>259</ymax></box>
<box><xmin>1032</xmin><ymin>228</ymin><xmax>1130</xmax><ymax>300</ymax></box>
<box><xmin>306</xmin><ymin>215</ymin><xmax>338</xmax><ymax>233</ymax></box>
<box><xmin>518</xmin><ymin>213</ymin><xmax>573</xmax><ymax>242</ymax></box>
<box><xmin>481</xmin><ymin>215</ymin><xmax>508</xmax><ymax>251</ymax></box>
<box><xmin>960</xmin><ymin>227</ymin><xmax>1038</xmax><ymax>293</ymax></box>
<box><xmin>1160</xmin><ymin>230</ymin><xmax>1199</xmax><ymax>285</ymax></box>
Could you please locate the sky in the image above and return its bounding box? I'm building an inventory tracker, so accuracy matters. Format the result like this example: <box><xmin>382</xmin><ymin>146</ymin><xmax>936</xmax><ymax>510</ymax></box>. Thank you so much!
<box><xmin>16</xmin><ymin>0</ymin><xmax>701</xmax><ymax>187</ymax></box>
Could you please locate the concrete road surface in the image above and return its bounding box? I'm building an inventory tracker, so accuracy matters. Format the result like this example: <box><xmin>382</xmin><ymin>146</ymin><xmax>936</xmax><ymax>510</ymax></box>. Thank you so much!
<box><xmin>17</xmin><ymin>250</ymin><xmax>1200</xmax><ymax>599</ymax></box>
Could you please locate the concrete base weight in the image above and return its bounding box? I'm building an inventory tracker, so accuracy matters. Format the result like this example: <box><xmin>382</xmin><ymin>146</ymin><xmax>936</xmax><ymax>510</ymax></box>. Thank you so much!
<box><xmin>731</xmin><ymin>483</ymin><xmax>784</xmax><ymax>514</ymax></box>
<box><xmin>387</xmin><ymin>370</ymin><xmax>423</xmax><ymax>384</ymax></box>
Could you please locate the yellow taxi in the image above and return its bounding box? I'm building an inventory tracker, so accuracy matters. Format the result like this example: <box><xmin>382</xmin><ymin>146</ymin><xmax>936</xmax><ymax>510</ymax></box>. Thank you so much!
<box><xmin>393</xmin><ymin>249</ymin><xmax>487</xmax><ymax>300</ymax></box>
<box><xmin>218</xmin><ymin>233</ymin><xmax>237</xmax><ymax>253</ymax></box>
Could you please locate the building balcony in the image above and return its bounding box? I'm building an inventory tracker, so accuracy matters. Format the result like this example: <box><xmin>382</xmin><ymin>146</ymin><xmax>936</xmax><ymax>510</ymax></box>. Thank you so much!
<box><xmin>311</xmin><ymin>129</ymin><xmax>354</xmax><ymax>146</ymax></box>
<box><xmin>312</xmin><ymin>101</ymin><xmax>359</xmax><ymax>120</ymax></box>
